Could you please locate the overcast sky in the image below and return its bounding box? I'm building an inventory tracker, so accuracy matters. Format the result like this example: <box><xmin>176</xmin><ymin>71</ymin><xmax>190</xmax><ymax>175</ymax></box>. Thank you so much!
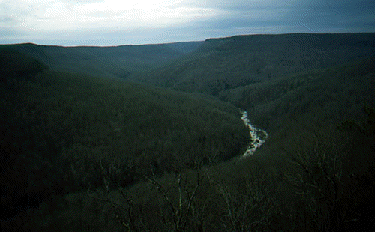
<box><xmin>1</xmin><ymin>0</ymin><xmax>374</xmax><ymax>46</ymax></box>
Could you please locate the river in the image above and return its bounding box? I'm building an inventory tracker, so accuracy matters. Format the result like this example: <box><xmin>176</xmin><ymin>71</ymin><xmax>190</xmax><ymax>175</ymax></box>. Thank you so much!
<box><xmin>241</xmin><ymin>111</ymin><xmax>268</xmax><ymax>156</ymax></box>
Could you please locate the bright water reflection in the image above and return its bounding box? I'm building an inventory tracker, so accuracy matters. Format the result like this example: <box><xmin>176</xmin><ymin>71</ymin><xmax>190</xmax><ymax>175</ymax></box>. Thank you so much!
<box><xmin>241</xmin><ymin>111</ymin><xmax>268</xmax><ymax>156</ymax></box>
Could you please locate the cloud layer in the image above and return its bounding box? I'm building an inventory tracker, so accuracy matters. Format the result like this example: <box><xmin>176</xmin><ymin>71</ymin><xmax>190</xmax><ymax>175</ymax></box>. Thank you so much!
<box><xmin>1</xmin><ymin>0</ymin><xmax>374</xmax><ymax>45</ymax></box>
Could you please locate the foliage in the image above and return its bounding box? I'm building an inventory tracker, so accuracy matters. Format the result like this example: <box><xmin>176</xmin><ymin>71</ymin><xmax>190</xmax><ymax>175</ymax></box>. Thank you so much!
<box><xmin>220</xmin><ymin>57</ymin><xmax>375</xmax><ymax>133</ymax></box>
<box><xmin>129</xmin><ymin>33</ymin><xmax>375</xmax><ymax>96</ymax></box>
<box><xmin>2</xmin><ymin>41</ymin><xmax>203</xmax><ymax>79</ymax></box>
<box><xmin>2</xmin><ymin>34</ymin><xmax>375</xmax><ymax>231</ymax></box>
<box><xmin>0</xmin><ymin>47</ymin><xmax>48</xmax><ymax>83</ymax></box>
<box><xmin>283</xmin><ymin>118</ymin><xmax>375</xmax><ymax>231</ymax></box>
<box><xmin>0</xmin><ymin>56</ymin><xmax>248</xmax><ymax>221</ymax></box>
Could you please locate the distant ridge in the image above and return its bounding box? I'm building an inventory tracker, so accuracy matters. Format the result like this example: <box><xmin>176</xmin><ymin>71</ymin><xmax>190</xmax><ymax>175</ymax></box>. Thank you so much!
<box><xmin>0</xmin><ymin>41</ymin><xmax>203</xmax><ymax>79</ymax></box>
<box><xmin>128</xmin><ymin>33</ymin><xmax>375</xmax><ymax>95</ymax></box>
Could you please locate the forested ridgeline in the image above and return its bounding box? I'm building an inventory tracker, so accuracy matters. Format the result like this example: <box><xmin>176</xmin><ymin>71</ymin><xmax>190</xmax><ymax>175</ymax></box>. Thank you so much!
<box><xmin>220</xmin><ymin>57</ymin><xmax>375</xmax><ymax>132</ymax></box>
<box><xmin>2</xmin><ymin>34</ymin><xmax>375</xmax><ymax>231</ymax></box>
<box><xmin>86</xmin><ymin>53</ymin><xmax>375</xmax><ymax>232</ymax></box>
<box><xmin>128</xmin><ymin>33</ymin><xmax>375</xmax><ymax>95</ymax></box>
<box><xmin>1</xmin><ymin>48</ymin><xmax>248</xmax><ymax>224</ymax></box>
<box><xmin>1</xmin><ymin>41</ymin><xmax>203</xmax><ymax>79</ymax></box>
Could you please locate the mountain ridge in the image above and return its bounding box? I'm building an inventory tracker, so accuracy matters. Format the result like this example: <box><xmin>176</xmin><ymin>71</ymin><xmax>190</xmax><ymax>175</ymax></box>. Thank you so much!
<box><xmin>1</xmin><ymin>41</ymin><xmax>204</xmax><ymax>79</ymax></box>
<box><xmin>2</xmin><ymin>33</ymin><xmax>375</xmax><ymax>231</ymax></box>
<box><xmin>128</xmin><ymin>33</ymin><xmax>375</xmax><ymax>95</ymax></box>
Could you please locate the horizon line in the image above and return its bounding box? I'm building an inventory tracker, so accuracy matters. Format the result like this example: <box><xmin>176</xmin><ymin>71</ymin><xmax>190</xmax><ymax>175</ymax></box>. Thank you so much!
<box><xmin>1</xmin><ymin>32</ymin><xmax>374</xmax><ymax>48</ymax></box>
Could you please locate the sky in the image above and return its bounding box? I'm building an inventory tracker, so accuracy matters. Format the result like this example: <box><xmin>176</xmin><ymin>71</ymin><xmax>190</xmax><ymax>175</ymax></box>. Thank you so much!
<box><xmin>1</xmin><ymin>0</ymin><xmax>374</xmax><ymax>46</ymax></box>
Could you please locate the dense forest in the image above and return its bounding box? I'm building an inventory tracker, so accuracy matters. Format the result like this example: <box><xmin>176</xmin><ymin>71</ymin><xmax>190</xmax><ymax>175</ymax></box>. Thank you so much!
<box><xmin>3</xmin><ymin>42</ymin><xmax>203</xmax><ymax>79</ymax></box>
<box><xmin>1</xmin><ymin>33</ymin><xmax>375</xmax><ymax>231</ymax></box>
<box><xmin>128</xmin><ymin>33</ymin><xmax>375</xmax><ymax>95</ymax></box>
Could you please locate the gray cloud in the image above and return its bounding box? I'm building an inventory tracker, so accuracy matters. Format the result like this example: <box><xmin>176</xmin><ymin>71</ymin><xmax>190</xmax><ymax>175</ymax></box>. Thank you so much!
<box><xmin>0</xmin><ymin>0</ymin><xmax>374</xmax><ymax>45</ymax></box>
<box><xmin>0</xmin><ymin>27</ymin><xmax>29</xmax><ymax>44</ymax></box>
<box><xmin>0</xmin><ymin>16</ymin><xmax>15</xmax><ymax>23</ymax></box>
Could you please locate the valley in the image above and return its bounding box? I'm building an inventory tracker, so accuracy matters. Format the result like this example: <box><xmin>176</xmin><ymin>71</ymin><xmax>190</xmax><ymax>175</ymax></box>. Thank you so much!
<box><xmin>1</xmin><ymin>33</ymin><xmax>375</xmax><ymax>231</ymax></box>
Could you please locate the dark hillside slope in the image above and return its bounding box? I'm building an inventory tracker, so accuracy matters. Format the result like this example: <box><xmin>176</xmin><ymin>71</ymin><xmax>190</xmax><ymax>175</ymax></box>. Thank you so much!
<box><xmin>128</xmin><ymin>33</ymin><xmax>375</xmax><ymax>95</ymax></box>
<box><xmin>83</xmin><ymin>55</ymin><xmax>375</xmax><ymax>232</ymax></box>
<box><xmin>220</xmin><ymin>57</ymin><xmax>375</xmax><ymax>133</ymax></box>
<box><xmin>221</xmin><ymin>57</ymin><xmax>375</xmax><ymax>197</ymax></box>
<box><xmin>3</xmin><ymin>46</ymin><xmax>375</xmax><ymax>232</ymax></box>
<box><xmin>21</xmin><ymin>57</ymin><xmax>375</xmax><ymax>231</ymax></box>
<box><xmin>230</xmin><ymin>57</ymin><xmax>375</xmax><ymax>231</ymax></box>
<box><xmin>0</xmin><ymin>47</ymin><xmax>48</xmax><ymax>84</ymax></box>
<box><xmin>164</xmin><ymin>41</ymin><xmax>204</xmax><ymax>53</ymax></box>
<box><xmin>0</xmin><ymin>52</ymin><xmax>247</xmax><ymax>220</ymax></box>
<box><xmin>2</xmin><ymin>41</ymin><xmax>202</xmax><ymax>79</ymax></box>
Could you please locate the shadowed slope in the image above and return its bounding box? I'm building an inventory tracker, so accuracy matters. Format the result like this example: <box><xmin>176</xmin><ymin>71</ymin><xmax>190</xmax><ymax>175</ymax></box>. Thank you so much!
<box><xmin>2</xmin><ymin>41</ymin><xmax>203</xmax><ymax>79</ymax></box>
<box><xmin>1</xmin><ymin>50</ymin><xmax>247</xmax><ymax>220</ymax></box>
<box><xmin>128</xmin><ymin>33</ymin><xmax>375</xmax><ymax>95</ymax></box>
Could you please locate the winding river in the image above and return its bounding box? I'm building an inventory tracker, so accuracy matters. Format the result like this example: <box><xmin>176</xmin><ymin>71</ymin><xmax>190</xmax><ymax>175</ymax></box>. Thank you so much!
<box><xmin>241</xmin><ymin>111</ymin><xmax>268</xmax><ymax>156</ymax></box>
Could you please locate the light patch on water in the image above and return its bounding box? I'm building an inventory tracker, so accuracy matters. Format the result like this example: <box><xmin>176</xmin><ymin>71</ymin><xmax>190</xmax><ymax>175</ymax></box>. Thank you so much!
<box><xmin>241</xmin><ymin>111</ymin><xmax>268</xmax><ymax>156</ymax></box>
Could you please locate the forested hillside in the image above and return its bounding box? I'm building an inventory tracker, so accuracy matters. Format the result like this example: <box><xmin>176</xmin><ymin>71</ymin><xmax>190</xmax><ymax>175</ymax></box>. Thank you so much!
<box><xmin>2</xmin><ymin>41</ymin><xmax>203</xmax><ymax>79</ymax></box>
<box><xmin>128</xmin><ymin>33</ymin><xmax>375</xmax><ymax>95</ymax></box>
<box><xmin>1</xmin><ymin>48</ymin><xmax>248</xmax><ymax>224</ymax></box>
<box><xmin>2</xmin><ymin>34</ymin><xmax>375</xmax><ymax>231</ymax></box>
<box><xmin>220</xmin><ymin>57</ymin><xmax>375</xmax><ymax>131</ymax></box>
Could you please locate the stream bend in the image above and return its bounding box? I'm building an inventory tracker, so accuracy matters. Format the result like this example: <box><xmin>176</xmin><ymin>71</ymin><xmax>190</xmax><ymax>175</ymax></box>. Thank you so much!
<box><xmin>241</xmin><ymin>111</ymin><xmax>268</xmax><ymax>156</ymax></box>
